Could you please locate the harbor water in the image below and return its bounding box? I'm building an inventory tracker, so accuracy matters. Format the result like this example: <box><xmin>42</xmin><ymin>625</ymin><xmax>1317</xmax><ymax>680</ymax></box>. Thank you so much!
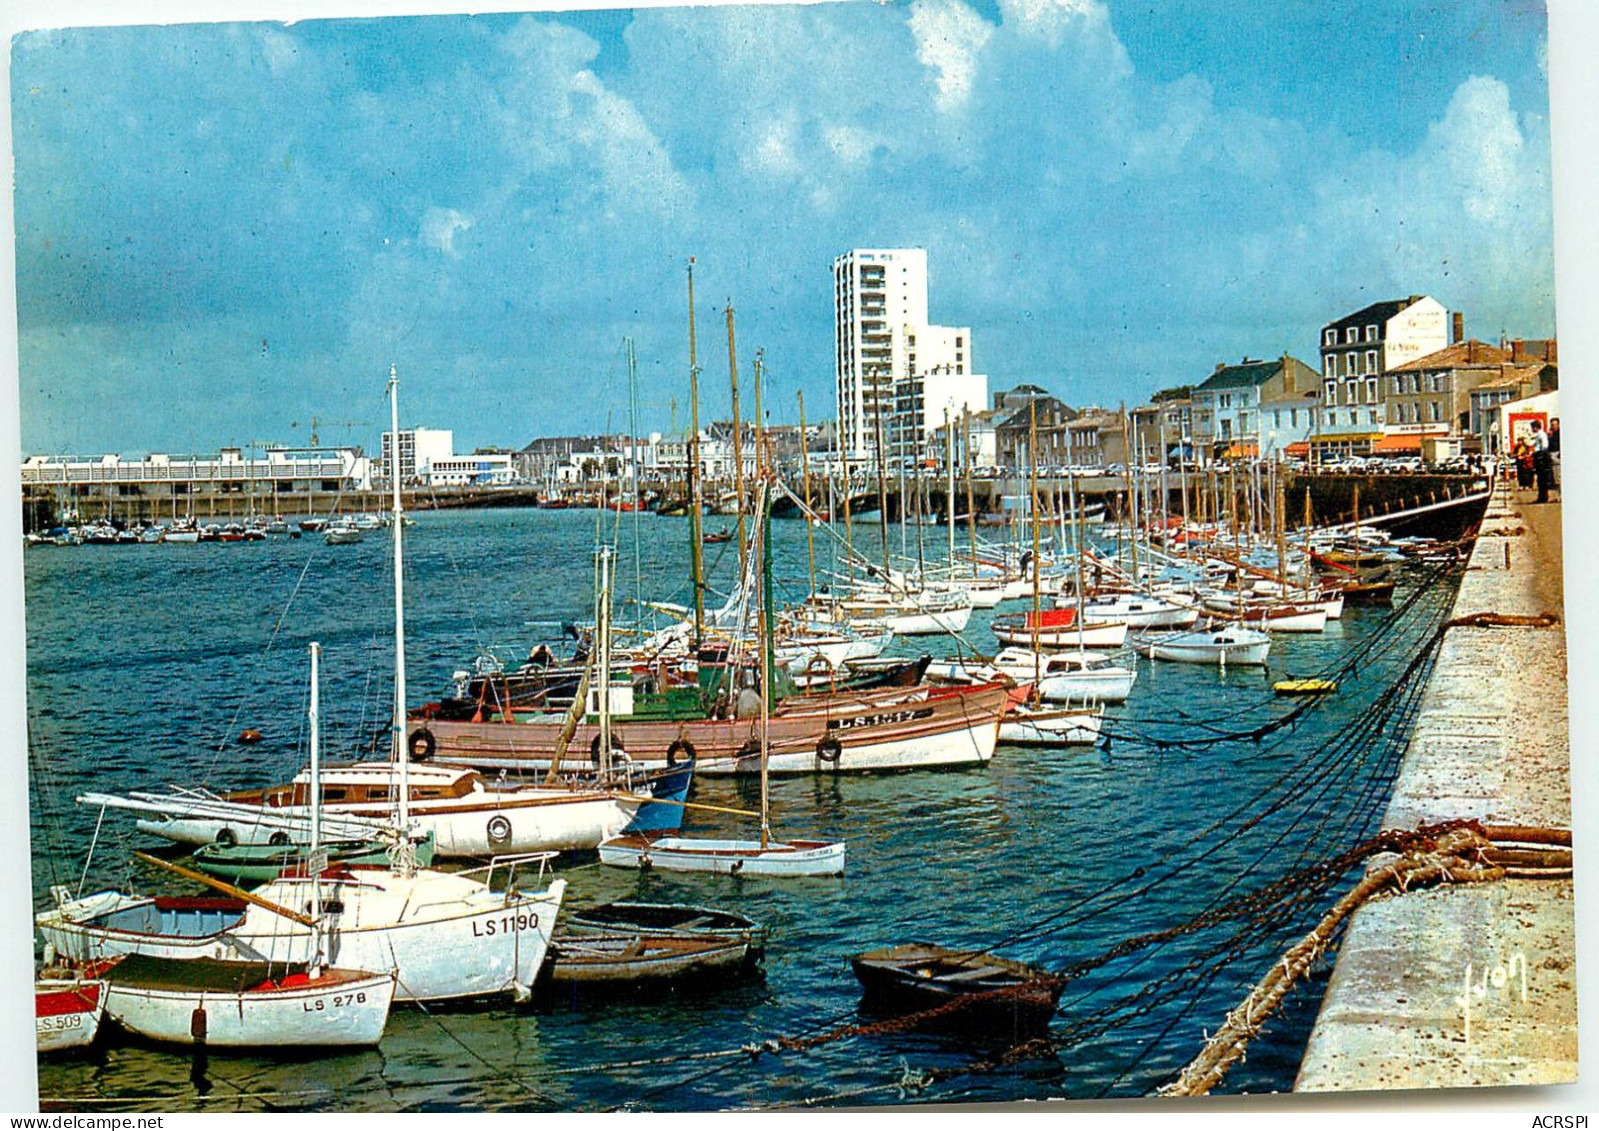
<box><xmin>26</xmin><ymin>507</ymin><xmax>1463</xmax><ymax>1111</ymax></box>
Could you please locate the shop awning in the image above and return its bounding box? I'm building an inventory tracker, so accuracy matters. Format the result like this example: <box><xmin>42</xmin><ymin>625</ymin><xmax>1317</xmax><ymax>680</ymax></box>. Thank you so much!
<box><xmin>1284</xmin><ymin>442</ymin><xmax>1311</xmax><ymax>457</ymax></box>
<box><xmin>1222</xmin><ymin>443</ymin><xmax>1258</xmax><ymax>459</ymax></box>
<box><xmin>1371</xmin><ymin>433</ymin><xmax>1423</xmax><ymax>453</ymax></box>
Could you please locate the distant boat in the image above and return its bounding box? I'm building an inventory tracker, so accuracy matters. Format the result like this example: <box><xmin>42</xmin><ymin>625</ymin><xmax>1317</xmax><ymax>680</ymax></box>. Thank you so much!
<box><xmin>543</xmin><ymin>932</ymin><xmax>752</xmax><ymax>987</ymax></box>
<box><xmin>189</xmin><ymin>832</ymin><xmax>437</xmax><ymax>886</ymax></box>
<box><xmin>597</xmin><ymin>832</ymin><xmax>846</xmax><ymax>877</ymax></box>
<box><xmin>324</xmin><ymin>524</ymin><xmax>364</xmax><ymax>545</ymax></box>
<box><xmin>703</xmin><ymin>529</ymin><xmax>734</xmax><ymax>544</ymax></box>
<box><xmin>1128</xmin><ymin>624</ymin><xmax>1271</xmax><ymax>666</ymax></box>
<box><xmin>298</xmin><ymin>517</ymin><xmax>329</xmax><ymax>533</ymax></box>
<box><xmin>565</xmin><ymin>902</ymin><xmax>767</xmax><ymax>956</ymax></box>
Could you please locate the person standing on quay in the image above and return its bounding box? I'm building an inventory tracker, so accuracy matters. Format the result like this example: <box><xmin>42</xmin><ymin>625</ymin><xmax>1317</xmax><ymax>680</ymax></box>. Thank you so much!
<box><xmin>1528</xmin><ymin>419</ymin><xmax>1554</xmax><ymax>504</ymax></box>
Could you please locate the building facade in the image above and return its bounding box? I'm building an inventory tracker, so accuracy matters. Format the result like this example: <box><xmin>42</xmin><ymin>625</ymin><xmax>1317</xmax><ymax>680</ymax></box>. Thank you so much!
<box><xmin>380</xmin><ymin>426</ymin><xmax>454</xmax><ymax>485</ymax></box>
<box><xmin>1314</xmin><ymin>295</ymin><xmax>1449</xmax><ymax>455</ymax></box>
<box><xmin>1190</xmin><ymin>356</ymin><xmax>1317</xmax><ymax>460</ymax></box>
<box><xmin>832</xmin><ymin>248</ymin><xmax>986</xmax><ymax>464</ymax></box>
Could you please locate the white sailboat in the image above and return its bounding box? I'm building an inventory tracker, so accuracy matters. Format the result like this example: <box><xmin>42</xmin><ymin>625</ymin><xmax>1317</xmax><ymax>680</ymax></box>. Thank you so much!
<box><xmin>1127</xmin><ymin>623</ymin><xmax>1272</xmax><ymax>666</ymax></box>
<box><xmin>998</xmin><ymin>702</ymin><xmax>1104</xmax><ymax>746</ymax></box>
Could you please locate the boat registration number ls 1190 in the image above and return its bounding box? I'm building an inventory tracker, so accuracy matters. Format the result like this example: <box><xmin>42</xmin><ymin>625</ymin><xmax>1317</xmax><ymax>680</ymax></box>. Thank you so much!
<box><xmin>472</xmin><ymin>912</ymin><xmax>541</xmax><ymax>938</ymax></box>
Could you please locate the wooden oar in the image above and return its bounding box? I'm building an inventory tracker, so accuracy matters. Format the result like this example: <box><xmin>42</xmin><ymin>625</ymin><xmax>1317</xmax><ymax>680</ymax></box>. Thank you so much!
<box><xmin>133</xmin><ymin>851</ymin><xmax>314</xmax><ymax>927</ymax></box>
<box><xmin>613</xmin><ymin>794</ymin><xmax>759</xmax><ymax>819</ymax></box>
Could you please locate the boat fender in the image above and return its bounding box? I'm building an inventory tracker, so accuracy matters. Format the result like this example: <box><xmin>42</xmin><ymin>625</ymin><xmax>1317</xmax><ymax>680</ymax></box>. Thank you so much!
<box><xmin>268</xmin><ymin>831</ymin><xmax>291</xmax><ymax>847</ymax></box>
<box><xmin>590</xmin><ymin>735</ymin><xmax>627</xmax><ymax>766</ymax></box>
<box><xmin>214</xmin><ymin>827</ymin><xmax>238</xmax><ymax>847</ymax></box>
<box><xmin>486</xmin><ymin>815</ymin><xmax>513</xmax><ymax>845</ymax></box>
<box><xmin>409</xmin><ymin>728</ymin><xmax>437</xmax><ymax>761</ymax></box>
<box><xmin>666</xmin><ymin>737</ymin><xmax>696</xmax><ymax>767</ymax></box>
<box><xmin>816</xmin><ymin>735</ymin><xmax>843</xmax><ymax>764</ymax></box>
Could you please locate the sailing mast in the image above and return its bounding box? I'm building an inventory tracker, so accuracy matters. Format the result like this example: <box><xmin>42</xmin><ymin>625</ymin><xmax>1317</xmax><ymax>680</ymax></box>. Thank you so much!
<box><xmin>687</xmin><ymin>260</ymin><xmax>706</xmax><ymax>647</ymax></box>
<box><xmin>1029</xmin><ymin>400</ymin><xmax>1041</xmax><ymax>689</ymax></box>
<box><xmin>945</xmin><ymin>407</ymin><xmax>956</xmax><ymax>571</ymax></box>
<box><xmin>726</xmin><ymin>304</ymin><xmax>747</xmax><ymax>571</ymax></box>
<box><xmin>963</xmin><ymin>410</ymin><xmax>978</xmax><ymax>579</ymax></box>
<box><xmin>798</xmin><ymin>390</ymin><xmax>818</xmax><ymax>601</ymax></box>
<box><xmin>308</xmin><ymin>640</ymin><xmax>324</xmax><ymax>976</ymax></box>
<box><xmin>386</xmin><ymin>367</ymin><xmax>415</xmax><ymax>878</ymax></box>
<box><xmin>873</xmin><ymin>408</ymin><xmax>891</xmax><ymax>579</ymax></box>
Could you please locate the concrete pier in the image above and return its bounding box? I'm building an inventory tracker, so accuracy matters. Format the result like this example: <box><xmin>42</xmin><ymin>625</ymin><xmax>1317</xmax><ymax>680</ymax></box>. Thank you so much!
<box><xmin>1295</xmin><ymin>480</ymin><xmax>1574</xmax><ymax>1090</ymax></box>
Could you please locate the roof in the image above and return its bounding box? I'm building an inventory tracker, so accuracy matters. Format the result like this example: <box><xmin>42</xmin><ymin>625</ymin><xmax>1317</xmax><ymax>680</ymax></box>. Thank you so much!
<box><xmin>1387</xmin><ymin>339</ymin><xmax>1510</xmax><ymax>373</ymax></box>
<box><xmin>1195</xmin><ymin>359</ymin><xmax>1286</xmax><ymax>392</ymax></box>
<box><xmin>1321</xmin><ymin>296</ymin><xmax>1429</xmax><ymax>336</ymax></box>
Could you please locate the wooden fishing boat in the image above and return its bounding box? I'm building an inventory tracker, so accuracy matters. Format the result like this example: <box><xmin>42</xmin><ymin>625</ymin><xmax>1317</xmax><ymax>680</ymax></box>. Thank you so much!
<box><xmin>400</xmin><ymin>681</ymin><xmax>1010</xmax><ymax>777</ymax></box>
<box><xmin>703</xmin><ymin>529</ymin><xmax>734</xmax><ymax>544</ymax></box>
<box><xmin>35</xmin><ymin>975</ymin><xmax>108</xmax><ymax>1054</ymax></box>
<box><xmin>189</xmin><ymin>831</ymin><xmax>437</xmax><ymax>885</ymax></box>
<box><xmin>597</xmin><ymin>832</ymin><xmax>845</xmax><ymax>876</ymax></box>
<box><xmin>851</xmin><ymin>943</ymin><xmax>1063</xmax><ymax>1033</ymax></box>
<box><xmin>543</xmin><ymin>932</ymin><xmax>751</xmax><ymax>986</ymax></box>
<box><xmin>98</xmin><ymin>953</ymin><xmax>395</xmax><ymax>1049</ymax></box>
<box><xmin>565</xmin><ymin>902</ymin><xmax>767</xmax><ymax>955</ymax></box>
<box><xmin>1273</xmin><ymin>678</ymin><xmax>1339</xmax><ymax>696</ymax></box>
<box><xmin>1340</xmin><ymin>579</ymin><xmax>1396</xmax><ymax>605</ymax></box>
<box><xmin>997</xmin><ymin>703</ymin><xmax>1103</xmax><ymax>746</ymax></box>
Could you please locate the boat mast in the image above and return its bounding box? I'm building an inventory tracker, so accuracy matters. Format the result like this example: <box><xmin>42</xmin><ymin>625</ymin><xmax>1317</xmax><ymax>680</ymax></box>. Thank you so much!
<box><xmin>798</xmin><ymin>390</ymin><xmax>818</xmax><ymax>601</ymax></box>
<box><xmin>945</xmin><ymin>407</ymin><xmax>956</xmax><ymax>570</ymax></box>
<box><xmin>1065</xmin><ymin>427</ymin><xmax>1086</xmax><ymax>653</ymax></box>
<box><xmin>688</xmin><ymin>261</ymin><xmax>706</xmax><ymax>648</ymax></box>
<box><xmin>963</xmin><ymin>410</ymin><xmax>978</xmax><ymax>579</ymax></box>
<box><xmin>759</xmin><ymin>482</ymin><xmax>775</xmax><ymax>851</ymax></box>
<box><xmin>1029</xmin><ymin>400</ymin><xmax>1041</xmax><ymax>688</ymax></box>
<box><xmin>596</xmin><ymin>544</ymin><xmax>613</xmax><ymax>776</ymax></box>
<box><xmin>1122</xmin><ymin>408</ymin><xmax>1139</xmax><ymax>585</ymax></box>
<box><xmin>873</xmin><ymin>408</ymin><xmax>891</xmax><ymax>579</ymax></box>
<box><xmin>308</xmin><ymin>639</ymin><xmax>324</xmax><ymax>976</ymax></box>
<box><xmin>387</xmin><ymin>367</ymin><xmax>415</xmax><ymax>878</ymax></box>
<box><xmin>627</xmin><ymin>337</ymin><xmax>644</xmax><ymax>645</ymax></box>
<box><xmin>726</xmin><ymin>304</ymin><xmax>747</xmax><ymax>572</ymax></box>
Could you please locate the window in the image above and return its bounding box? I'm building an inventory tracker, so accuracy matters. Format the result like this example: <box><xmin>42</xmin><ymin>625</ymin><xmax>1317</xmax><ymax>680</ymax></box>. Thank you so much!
<box><xmin>1323</xmin><ymin>356</ymin><xmax>1334</xmax><ymax>378</ymax></box>
<box><xmin>1349</xmin><ymin>351</ymin><xmax>1362</xmax><ymax>375</ymax></box>
<box><xmin>1429</xmin><ymin>401</ymin><xmax>1441</xmax><ymax>422</ymax></box>
<box><xmin>1346</xmin><ymin>327</ymin><xmax>1358</xmax><ymax>344</ymax></box>
<box><xmin>1325</xmin><ymin>329</ymin><xmax>1337</xmax><ymax>346</ymax></box>
<box><xmin>1366</xmin><ymin>349</ymin><xmax>1378</xmax><ymax>373</ymax></box>
<box><xmin>1365</xmin><ymin>325</ymin><xmax>1378</xmax><ymax>342</ymax></box>
<box><xmin>1368</xmin><ymin>409</ymin><xmax>1378</xmax><ymax>425</ymax></box>
<box><xmin>1365</xmin><ymin>378</ymin><xmax>1378</xmax><ymax>403</ymax></box>
<box><xmin>1290</xmin><ymin>408</ymin><xmax>1299</xmax><ymax>427</ymax></box>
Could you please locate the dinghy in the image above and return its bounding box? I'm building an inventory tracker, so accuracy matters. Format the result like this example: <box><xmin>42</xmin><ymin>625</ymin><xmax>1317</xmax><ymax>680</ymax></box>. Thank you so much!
<box><xmin>35</xmin><ymin>975</ymin><xmax>108</xmax><ymax>1054</ymax></box>
<box><xmin>1127</xmin><ymin>624</ymin><xmax>1271</xmax><ymax>666</ymax></box>
<box><xmin>851</xmin><ymin>943</ymin><xmax>1063</xmax><ymax>1033</ymax></box>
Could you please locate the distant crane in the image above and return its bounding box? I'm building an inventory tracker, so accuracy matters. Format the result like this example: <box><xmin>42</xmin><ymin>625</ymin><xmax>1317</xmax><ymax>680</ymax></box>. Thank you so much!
<box><xmin>290</xmin><ymin>416</ymin><xmax>372</xmax><ymax>447</ymax></box>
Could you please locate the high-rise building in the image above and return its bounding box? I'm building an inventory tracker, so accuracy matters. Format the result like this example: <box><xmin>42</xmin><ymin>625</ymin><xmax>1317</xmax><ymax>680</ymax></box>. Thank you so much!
<box><xmin>832</xmin><ymin>248</ymin><xmax>987</xmax><ymax>465</ymax></box>
<box><xmin>380</xmin><ymin>426</ymin><xmax>453</xmax><ymax>485</ymax></box>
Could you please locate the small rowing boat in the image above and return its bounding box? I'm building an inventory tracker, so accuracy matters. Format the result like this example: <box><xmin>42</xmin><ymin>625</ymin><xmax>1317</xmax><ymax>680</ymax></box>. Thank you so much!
<box><xmin>851</xmin><ymin>943</ymin><xmax>1063</xmax><ymax>1034</ymax></box>
<box><xmin>1273</xmin><ymin>678</ymin><xmax>1339</xmax><ymax>696</ymax></box>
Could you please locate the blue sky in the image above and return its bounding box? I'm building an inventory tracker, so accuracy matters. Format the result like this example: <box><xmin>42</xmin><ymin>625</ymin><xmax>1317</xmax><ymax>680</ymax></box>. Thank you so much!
<box><xmin>10</xmin><ymin>0</ymin><xmax>1556</xmax><ymax>456</ymax></box>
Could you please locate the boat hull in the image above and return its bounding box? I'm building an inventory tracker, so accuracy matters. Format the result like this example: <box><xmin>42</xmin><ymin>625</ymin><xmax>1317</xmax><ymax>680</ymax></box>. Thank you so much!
<box><xmin>39</xmin><ymin>874</ymin><xmax>567</xmax><ymax>1004</ymax></box>
<box><xmin>103</xmin><ymin>957</ymin><xmax>394</xmax><ymax>1048</ymax></box>
<box><xmin>598</xmin><ymin>835</ymin><xmax>846</xmax><ymax>877</ymax></box>
<box><xmin>545</xmin><ymin>933</ymin><xmax>752</xmax><ymax>985</ymax></box>
<box><xmin>35</xmin><ymin>979</ymin><xmax>108</xmax><ymax>1054</ymax></box>
<box><xmin>998</xmin><ymin>709</ymin><xmax>1103</xmax><ymax>745</ymax></box>
<box><xmin>408</xmin><ymin>683</ymin><xmax>1010</xmax><ymax>777</ymax></box>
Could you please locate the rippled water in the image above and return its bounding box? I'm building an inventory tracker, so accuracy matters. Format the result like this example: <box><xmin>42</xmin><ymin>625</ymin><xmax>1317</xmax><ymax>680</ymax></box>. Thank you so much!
<box><xmin>26</xmin><ymin>507</ymin><xmax>1460</xmax><ymax>1111</ymax></box>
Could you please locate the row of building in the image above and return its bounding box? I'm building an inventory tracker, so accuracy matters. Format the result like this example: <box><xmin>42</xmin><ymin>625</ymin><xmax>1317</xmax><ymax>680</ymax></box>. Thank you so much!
<box><xmin>828</xmin><ymin>253</ymin><xmax>1558</xmax><ymax>468</ymax></box>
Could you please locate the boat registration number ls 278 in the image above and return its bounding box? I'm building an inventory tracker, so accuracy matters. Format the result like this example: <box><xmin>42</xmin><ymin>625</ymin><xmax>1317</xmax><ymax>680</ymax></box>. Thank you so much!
<box><xmin>472</xmin><ymin>912</ymin><xmax>541</xmax><ymax>938</ymax></box>
<box><xmin>303</xmin><ymin>992</ymin><xmax>369</xmax><ymax>1011</ymax></box>
<box><xmin>828</xmin><ymin>708</ymin><xmax>935</xmax><ymax>731</ymax></box>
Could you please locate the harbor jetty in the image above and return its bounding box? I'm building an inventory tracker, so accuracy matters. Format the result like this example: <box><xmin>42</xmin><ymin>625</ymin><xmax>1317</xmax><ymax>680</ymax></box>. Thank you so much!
<box><xmin>1295</xmin><ymin>478</ymin><xmax>1573</xmax><ymax>1090</ymax></box>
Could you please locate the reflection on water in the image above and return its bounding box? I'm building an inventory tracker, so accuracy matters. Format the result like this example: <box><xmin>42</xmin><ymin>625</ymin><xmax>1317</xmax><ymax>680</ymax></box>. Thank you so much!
<box><xmin>27</xmin><ymin>508</ymin><xmax>1456</xmax><ymax>1111</ymax></box>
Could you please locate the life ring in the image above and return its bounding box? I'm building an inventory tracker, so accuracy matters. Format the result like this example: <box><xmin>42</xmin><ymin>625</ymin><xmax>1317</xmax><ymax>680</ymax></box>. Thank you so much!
<box><xmin>214</xmin><ymin>827</ymin><xmax>238</xmax><ymax>847</ymax></box>
<box><xmin>666</xmin><ymin>737</ymin><xmax>697</xmax><ymax>767</ymax></box>
<box><xmin>590</xmin><ymin>734</ymin><xmax>628</xmax><ymax>766</ymax></box>
<box><xmin>268</xmin><ymin>831</ymin><xmax>290</xmax><ymax>848</ymax></box>
<box><xmin>486</xmin><ymin>815</ymin><xmax>513</xmax><ymax>845</ymax></box>
<box><xmin>409</xmin><ymin>728</ymin><xmax>436</xmax><ymax>762</ymax></box>
<box><xmin>816</xmin><ymin>735</ymin><xmax>843</xmax><ymax>764</ymax></box>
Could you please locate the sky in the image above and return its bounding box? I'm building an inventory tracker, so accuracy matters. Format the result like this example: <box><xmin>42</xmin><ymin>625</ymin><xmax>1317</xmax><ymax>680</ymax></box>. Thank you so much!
<box><xmin>8</xmin><ymin>0</ymin><xmax>1558</xmax><ymax>456</ymax></box>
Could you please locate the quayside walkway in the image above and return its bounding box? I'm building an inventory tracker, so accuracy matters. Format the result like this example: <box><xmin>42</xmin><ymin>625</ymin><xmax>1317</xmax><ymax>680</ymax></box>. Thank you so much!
<box><xmin>1295</xmin><ymin>480</ymin><xmax>1574</xmax><ymax>1090</ymax></box>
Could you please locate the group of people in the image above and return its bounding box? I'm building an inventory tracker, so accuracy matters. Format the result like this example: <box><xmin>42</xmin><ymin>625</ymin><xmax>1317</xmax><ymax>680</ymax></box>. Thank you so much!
<box><xmin>1511</xmin><ymin>417</ymin><xmax>1560</xmax><ymax>504</ymax></box>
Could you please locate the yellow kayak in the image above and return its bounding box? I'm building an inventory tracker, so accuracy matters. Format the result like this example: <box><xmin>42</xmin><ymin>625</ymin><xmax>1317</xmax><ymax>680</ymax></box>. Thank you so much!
<box><xmin>1273</xmin><ymin>678</ymin><xmax>1339</xmax><ymax>696</ymax></box>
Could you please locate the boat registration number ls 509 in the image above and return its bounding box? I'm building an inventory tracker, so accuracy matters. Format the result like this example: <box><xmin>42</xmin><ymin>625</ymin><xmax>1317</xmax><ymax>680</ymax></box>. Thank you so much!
<box><xmin>472</xmin><ymin>912</ymin><xmax>541</xmax><ymax>938</ymax></box>
<box><xmin>828</xmin><ymin>708</ymin><xmax>934</xmax><ymax>731</ymax></box>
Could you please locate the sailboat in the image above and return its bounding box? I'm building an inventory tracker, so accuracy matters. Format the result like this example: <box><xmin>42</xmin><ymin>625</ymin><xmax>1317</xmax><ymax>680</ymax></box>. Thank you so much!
<box><xmin>597</xmin><ymin>483</ymin><xmax>846</xmax><ymax>877</ymax></box>
<box><xmin>40</xmin><ymin>374</ymin><xmax>571</xmax><ymax>1004</ymax></box>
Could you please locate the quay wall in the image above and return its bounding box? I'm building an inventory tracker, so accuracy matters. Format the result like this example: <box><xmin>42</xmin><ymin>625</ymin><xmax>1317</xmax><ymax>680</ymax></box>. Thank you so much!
<box><xmin>1294</xmin><ymin>480</ymin><xmax>1574</xmax><ymax>1091</ymax></box>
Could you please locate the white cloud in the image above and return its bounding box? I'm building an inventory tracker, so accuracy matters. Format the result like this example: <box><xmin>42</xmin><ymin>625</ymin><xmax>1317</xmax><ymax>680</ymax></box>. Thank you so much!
<box><xmin>419</xmin><ymin>207</ymin><xmax>474</xmax><ymax>258</ymax></box>
<box><xmin>908</xmin><ymin>0</ymin><xmax>993</xmax><ymax>112</ymax></box>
